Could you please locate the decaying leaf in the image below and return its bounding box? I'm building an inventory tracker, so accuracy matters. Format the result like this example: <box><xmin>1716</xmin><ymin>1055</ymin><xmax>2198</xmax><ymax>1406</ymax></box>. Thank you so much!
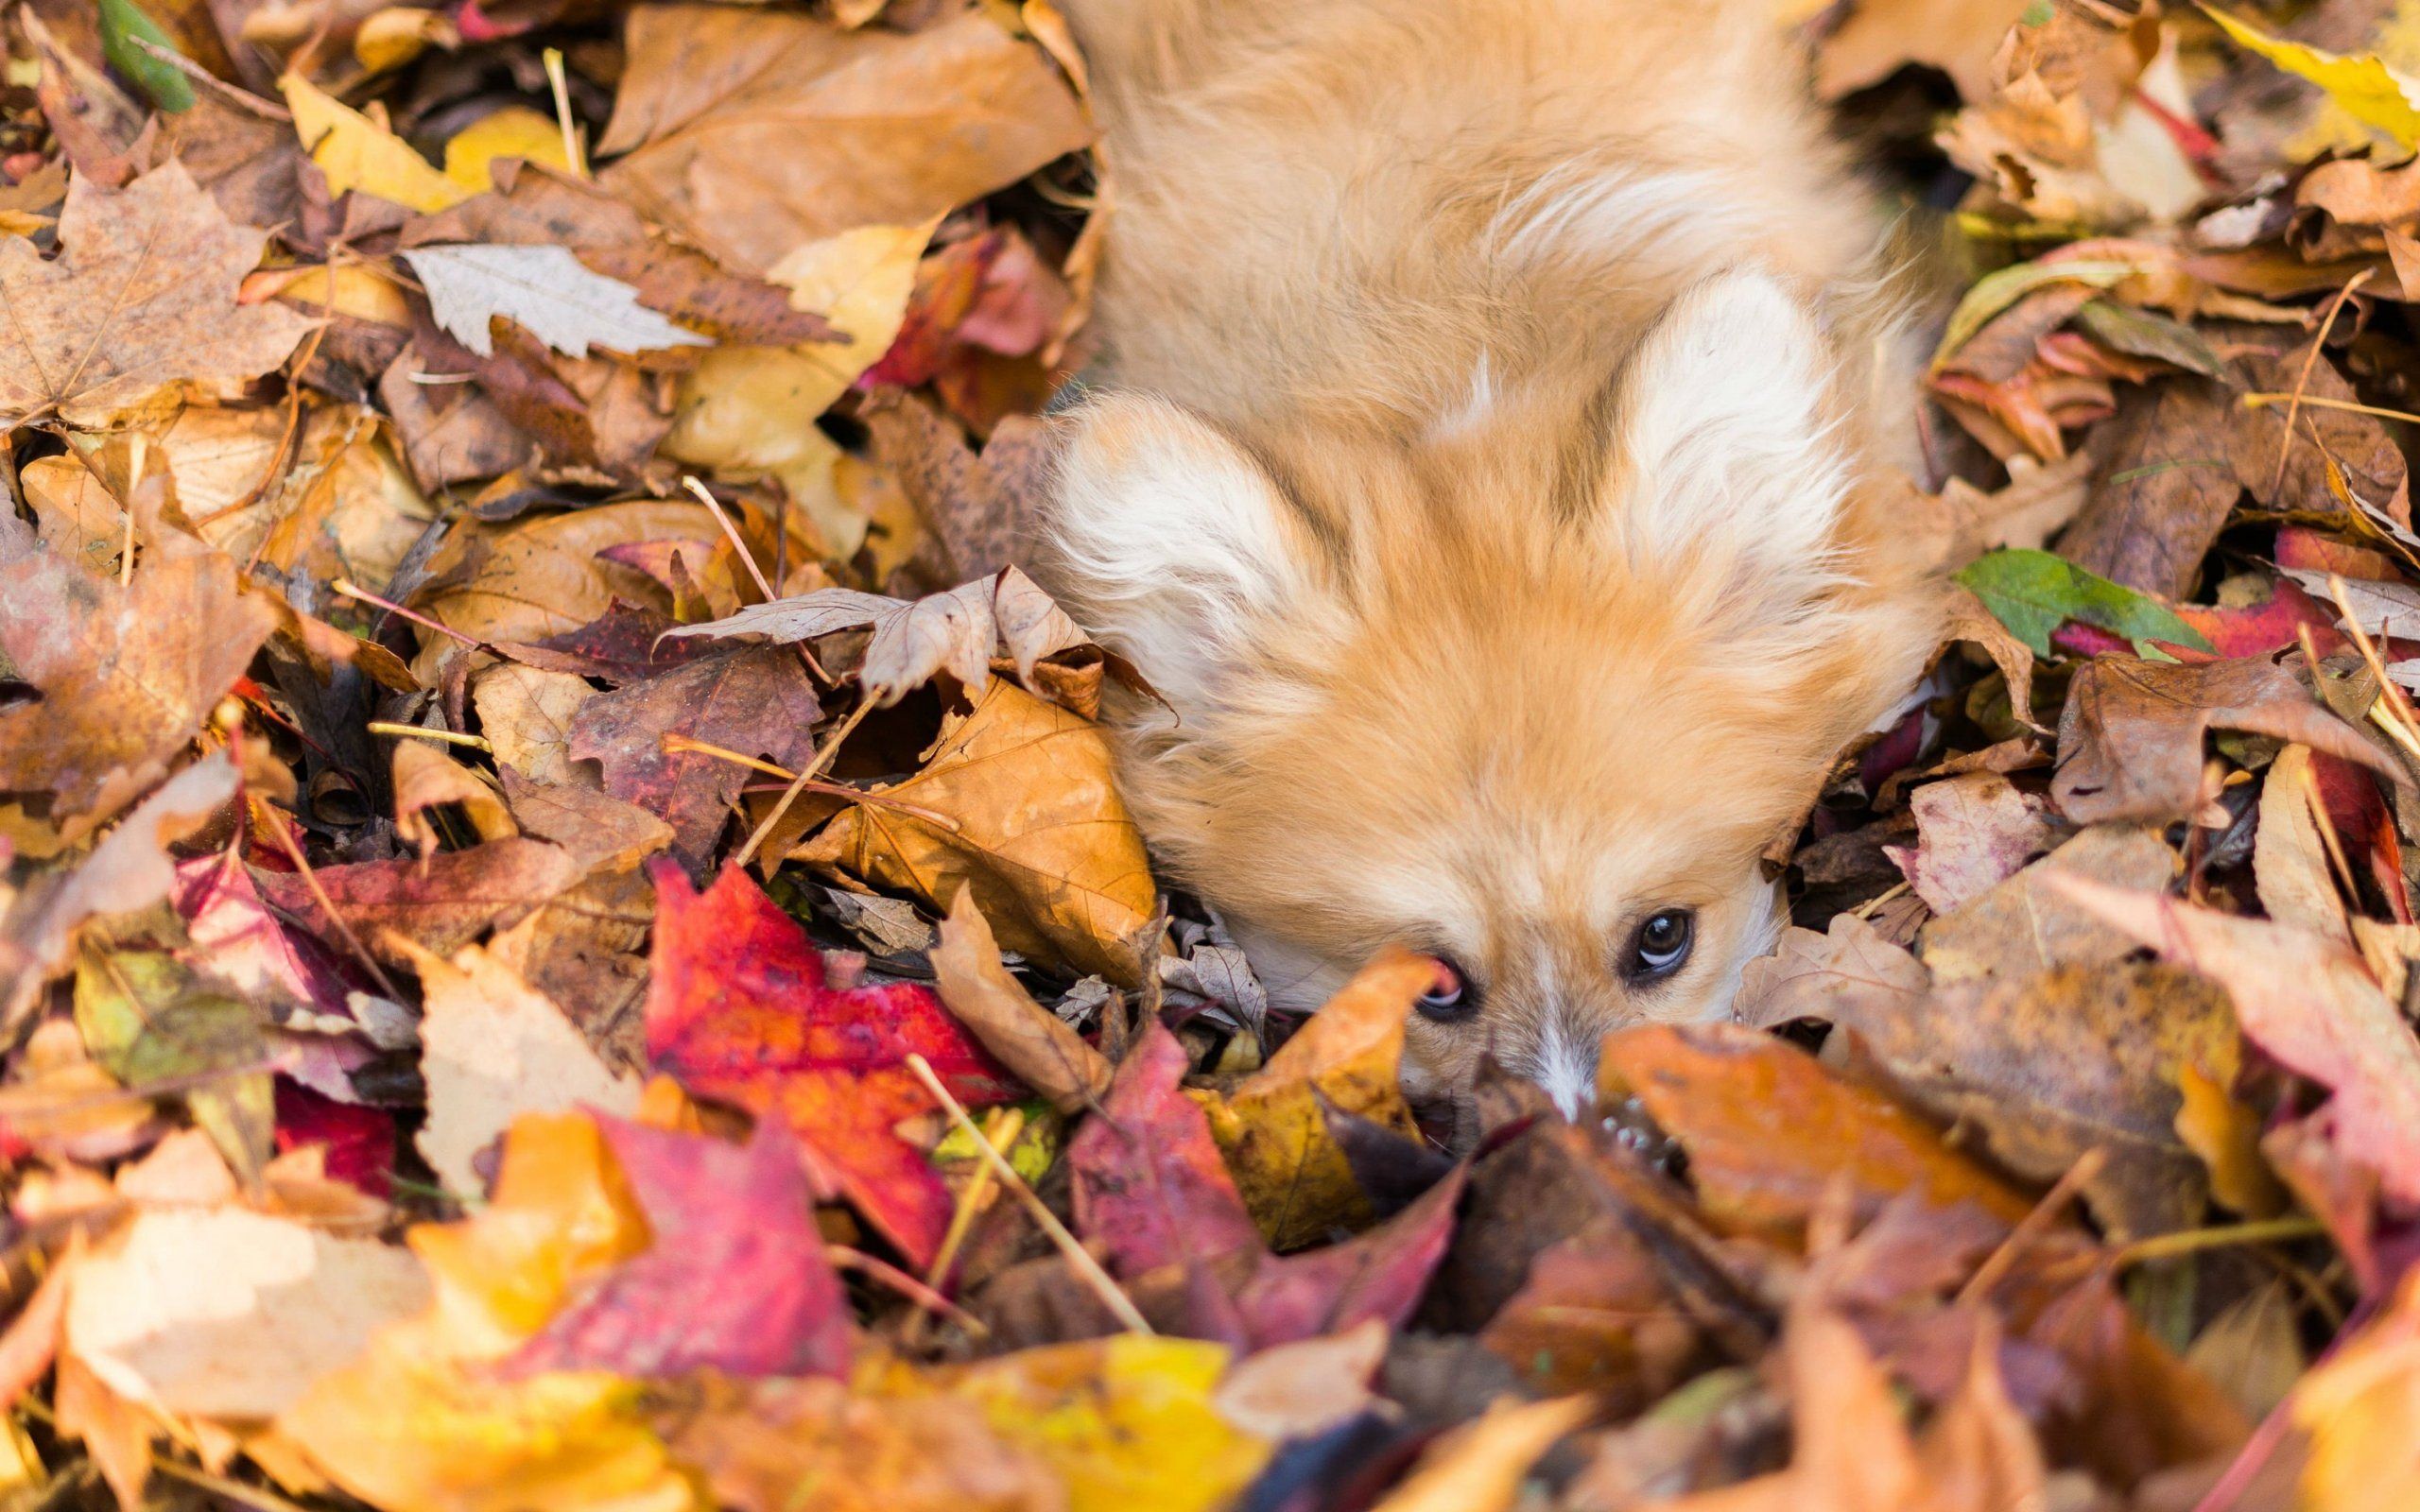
<box><xmin>400</xmin><ymin>245</ymin><xmax>716</xmax><ymax>359</ymax></box>
<box><xmin>792</xmin><ymin>679</ymin><xmax>1155</xmax><ymax>983</ymax></box>
<box><xmin>0</xmin><ymin>162</ymin><xmax>310</xmax><ymax>429</ymax></box>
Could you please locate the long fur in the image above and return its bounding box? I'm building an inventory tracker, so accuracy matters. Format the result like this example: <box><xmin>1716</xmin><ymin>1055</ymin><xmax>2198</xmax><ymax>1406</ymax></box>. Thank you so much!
<box><xmin>1037</xmin><ymin>0</ymin><xmax>1943</xmax><ymax>1106</ymax></box>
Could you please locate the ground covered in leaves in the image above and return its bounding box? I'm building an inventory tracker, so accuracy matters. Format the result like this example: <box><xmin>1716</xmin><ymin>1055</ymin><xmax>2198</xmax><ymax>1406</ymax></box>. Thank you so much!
<box><xmin>7</xmin><ymin>0</ymin><xmax>2420</xmax><ymax>1508</ymax></box>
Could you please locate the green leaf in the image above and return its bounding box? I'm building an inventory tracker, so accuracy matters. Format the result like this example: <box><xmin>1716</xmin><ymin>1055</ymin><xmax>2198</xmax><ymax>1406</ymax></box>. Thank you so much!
<box><xmin>2074</xmin><ymin>300</ymin><xmax>2226</xmax><ymax>378</ymax></box>
<box><xmin>98</xmin><ymin>0</ymin><xmax>194</xmax><ymax>114</ymax></box>
<box><xmin>74</xmin><ymin>944</ymin><xmax>271</xmax><ymax>1177</ymax></box>
<box><xmin>1955</xmin><ymin>548</ymin><xmax>2216</xmax><ymax>659</ymax></box>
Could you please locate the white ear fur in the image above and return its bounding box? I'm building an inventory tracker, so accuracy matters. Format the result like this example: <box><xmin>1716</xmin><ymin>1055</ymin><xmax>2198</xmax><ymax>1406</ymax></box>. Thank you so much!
<box><xmin>1603</xmin><ymin>268</ymin><xmax>1851</xmax><ymax>601</ymax></box>
<box><xmin>1045</xmin><ymin>393</ymin><xmax>1318</xmax><ymax>711</ymax></box>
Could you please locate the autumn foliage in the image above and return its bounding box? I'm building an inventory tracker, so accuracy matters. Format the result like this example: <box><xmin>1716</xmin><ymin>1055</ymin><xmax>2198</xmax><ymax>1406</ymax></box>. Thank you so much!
<box><xmin>5</xmin><ymin>1</ymin><xmax>2420</xmax><ymax>1510</ymax></box>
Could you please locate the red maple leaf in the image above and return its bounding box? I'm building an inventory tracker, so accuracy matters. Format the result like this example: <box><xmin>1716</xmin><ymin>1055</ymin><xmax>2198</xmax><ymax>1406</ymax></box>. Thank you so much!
<box><xmin>641</xmin><ymin>859</ymin><xmax>1020</xmax><ymax>1267</ymax></box>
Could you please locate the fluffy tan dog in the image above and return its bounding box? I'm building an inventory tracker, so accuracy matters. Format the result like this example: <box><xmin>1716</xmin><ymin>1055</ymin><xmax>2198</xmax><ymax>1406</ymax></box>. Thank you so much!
<box><xmin>1039</xmin><ymin>0</ymin><xmax>1943</xmax><ymax>1113</ymax></box>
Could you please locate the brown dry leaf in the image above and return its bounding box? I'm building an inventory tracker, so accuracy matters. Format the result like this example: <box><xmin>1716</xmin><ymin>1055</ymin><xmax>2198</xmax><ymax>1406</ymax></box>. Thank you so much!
<box><xmin>1922</xmin><ymin>452</ymin><xmax>2094</xmax><ymax>570</ymax></box>
<box><xmin>1941</xmin><ymin>584</ymin><xmax>2040</xmax><ymax>729</ymax></box>
<box><xmin>1193</xmin><ymin>950</ymin><xmax>1431</xmax><ymax>1249</ymax></box>
<box><xmin>1918</xmin><ymin>823</ymin><xmax>2175</xmax><ymax>984</ymax></box>
<box><xmin>411</xmin><ymin>497</ymin><xmax>708</xmax><ymax>659</ymax></box>
<box><xmin>1737</xmin><ymin>913</ymin><xmax>1930</xmax><ymax>1032</ymax></box>
<box><xmin>566</xmin><ymin>645</ymin><xmax>822</xmax><ymax>873</ymax></box>
<box><xmin>247</xmin><ymin>838</ymin><xmax>582</xmax><ymax>967</ymax></box>
<box><xmin>2256</xmin><ymin>744</ymin><xmax>2353</xmax><ymax>942</ymax></box>
<box><xmin>21</xmin><ymin>453</ymin><xmax>128</xmax><ymax>578</ymax></box>
<box><xmin>793</xmin><ymin>679</ymin><xmax>1155</xmax><ymax>983</ymax></box>
<box><xmin>1656</xmin><ymin>1304</ymin><xmax>2048</xmax><ymax>1512</ymax></box>
<box><xmin>0</xmin><ymin>544</ymin><xmax>276</xmax><ymax>829</ymax></box>
<box><xmin>2051</xmin><ymin>655</ymin><xmax>2404</xmax><ymax>827</ymax></box>
<box><xmin>665</xmin><ymin>566</ymin><xmax>1088</xmax><ymax>707</ymax></box>
<box><xmin>64</xmin><ymin>1207</ymin><xmax>431</xmax><ymax>1420</ymax></box>
<box><xmin>494</xmin><ymin>768</ymin><xmax>673</xmax><ymax>878</ymax></box>
<box><xmin>667</xmin><ymin>1376</ymin><xmax>1060</xmax><ymax>1512</ymax></box>
<box><xmin>598</xmin><ymin>7</ymin><xmax>1093</xmax><ymax>277</ymax></box>
<box><xmin>471</xmin><ymin>663</ymin><xmax>597</xmax><ymax>786</ymax></box>
<box><xmin>391</xmin><ymin>739</ymin><xmax>515</xmax><ymax>858</ymax></box>
<box><xmin>1817</xmin><ymin>957</ymin><xmax>2238</xmax><ymax>1241</ymax></box>
<box><xmin>2062</xmin><ymin>379</ymin><xmax>2243</xmax><ymax>602</ymax></box>
<box><xmin>1210</xmin><ymin>1322</ymin><xmax>1387</xmax><ymax>1442</ymax></box>
<box><xmin>0</xmin><ymin>751</ymin><xmax>239</xmax><ymax>1029</ymax></box>
<box><xmin>2059</xmin><ymin>877</ymin><xmax>2420</xmax><ymax>1210</ymax></box>
<box><xmin>0</xmin><ymin>161</ymin><xmax>309</xmax><ymax>429</ymax></box>
<box><xmin>485</xmin><ymin>868</ymin><xmax>659</xmax><ymax>1074</ymax></box>
<box><xmin>864</xmin><ymin>394</ymin><xmax>1060</xmax><ymax>583</ymax></box>
<box><xmin>929</xmin><ymin>886</ymin><xmax>1112</xmax><ymax>1112</ymax></box>
<box><xmin>1884</xmin><ymin>771</ymin><xmax>2060</xmax><ymax>915</ymax></box>
<box><xmin>399</xmin><ymin>938</ymin><xmax>642</xmax><ymax>1198</ymax></box>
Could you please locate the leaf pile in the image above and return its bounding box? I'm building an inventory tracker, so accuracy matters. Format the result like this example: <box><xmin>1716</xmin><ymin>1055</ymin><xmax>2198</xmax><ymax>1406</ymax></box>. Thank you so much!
<box><xmin>5</xmin><ymin>2</ymin><xmax>2420</xmax><ymax>1510</ymax></box>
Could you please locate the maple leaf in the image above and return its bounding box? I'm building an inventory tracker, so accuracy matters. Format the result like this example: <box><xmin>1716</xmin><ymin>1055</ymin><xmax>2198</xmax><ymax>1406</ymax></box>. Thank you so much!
<box><xmin>0</xmin><ymin>163</ymin><xmax>310</xmax><ymax>429</ymax></box>
<box><xmin>641</xmin><ymin>860</ymin><xmax>1020</xmax><ymax>1268</ymax></box>
<box><xmin>567</xmin><ymin>645</ymin><xmax>822</xmax><ymax>875</ymax></box>
<box><xmin>0</xmin><ymin>544</ymin><xmax>276</xmax><ymax>828</ymax></box>
<box><xmin>508</xmin><ymin>1117</ymin><xmax>851</xmax><ymax>1381</ymax></box>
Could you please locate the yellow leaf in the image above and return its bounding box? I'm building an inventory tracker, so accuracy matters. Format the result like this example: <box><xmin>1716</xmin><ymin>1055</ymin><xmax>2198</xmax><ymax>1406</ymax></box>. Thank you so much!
<box><xmin>2296</xmin><ymin>1265</ymin><xmax>2420</xmax><ymax>1512</ymax></box>
<box><xmin>665</xmin><ymin>220</ymin><xmax>932</xmax><ymax>557</ymax></box>
<box><xmin>792</xmin><ymin>679</ymin><xmax>1156</xmax><ymax>983</ymax></box>
<box><xmin>2204</xmin><ymin>6</ymin><xmax>2420</xmax><ymax>150</ymax></box>
<box><xmin>278</xmin><ymin>1114</ymin><xmax>692</xmax><ymax>1512</ymax></box>
<box><xmin>441</xmin><ymin>106</ymin><xmax>573</xmax><ymax>195</ymax></box>
<box><xmin>1192</xmin><ymin>950</ymin><xmax>1429</xmax><ymax>1249</ymax></box>
<box><xmin>281</xmin><ymin>73</ymin><xmax>471</xmax><ymax>214</ymax></box>
<box><xmin>890</xmin><ymin>1337</ymin><xmax>1270</xmax><ymax>1512</ymax></box>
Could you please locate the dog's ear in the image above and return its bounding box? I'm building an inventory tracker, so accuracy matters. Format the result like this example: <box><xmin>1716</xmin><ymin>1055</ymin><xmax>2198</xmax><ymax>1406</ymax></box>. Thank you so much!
<box><xmin>1044</xmin><ymin>392</ymin><xmax>1328</xmax><ymax>713</ymax></box>
<box><xmin>1598</xmin><ymin>267</ymin><xmax>1853</xmax><ymax>616</ymax></box>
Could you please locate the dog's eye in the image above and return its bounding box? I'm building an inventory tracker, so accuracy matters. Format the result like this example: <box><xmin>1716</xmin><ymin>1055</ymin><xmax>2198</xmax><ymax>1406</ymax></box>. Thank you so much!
<box><xmin>1416</xmin><ymin>956</ymin><xmax>1479</xmax><ymax>1022</ymax></box>
<box><xmin>1628</xmin><ymin>910</ymin><xmax>1694</xmax><ymax>980</ymax></box>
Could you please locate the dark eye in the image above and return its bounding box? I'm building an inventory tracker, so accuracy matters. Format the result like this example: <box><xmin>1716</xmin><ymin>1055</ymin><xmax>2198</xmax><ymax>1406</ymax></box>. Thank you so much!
<box><xmin>1416</xmin><ymin>956</ymin><xmax>1479</xmax><ymax>1022</ymax></box>
<box><xmin>1628</xmin><ymin>910</ymin><xmax>1694</xmax><ymax>980</ymax></box>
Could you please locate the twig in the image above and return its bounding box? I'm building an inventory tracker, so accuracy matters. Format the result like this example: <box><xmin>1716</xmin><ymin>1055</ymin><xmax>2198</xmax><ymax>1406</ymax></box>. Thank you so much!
<box><xmin>2114</xmin><ymin>1217</ymin><xmax>2325</xmax><ymax>1270</ymax></box>
<box><xmin>2240</xmin><ymin>390</ymin><xmax>2420</xmax><ymax>425</ymax></box>
<box><xmin>827</xmin><ymin>1245</ymin><xmax>989</xmax><ymax>1339</ymax></box>
<box><xmin>251</xmin><ymin>796</ymin><xmax>403</xmax><ymax>1001</ymax></box>
<box><xmin>903</xmin><ymin>1054</ymin><xmax>1151</xmax><ymax>1335</ymax></box>
<box><xmin>665</xmin><ymin>735</ymin><xmax>960</xmax><ymax>831</ymax></box>
<box><xmin>2324</xmin><ymin>574</ymin><xmax>2420</xmax><ymax>762</ymax></box>
<box><xmin>365</xmin><ymin>722</ymin><xmax>493</xmax><ymax>752</ymax></box>
<box><xmin>734</xmin><ymin>698</ymin><xmax>874</xmax><ymax>868</ymax></box>
<box><xmin>332</xmin><ymin>577</ymin><xmax>484</xmax><ymax>652</ymax></box>
<box><xmin>2293</xmin><ymin>757</ymin><xmax>2363</xmax><ymax>909</ymax></box>
<box><xmin>682</xmin><ymin>474</ymin><xmax>777</xmax><ymax>602</ymax></box>
<box><xmin>543</xmin><ymin>47</ymin><xmax>586</xmax><ymax>179</ymax></box>
<box><xmin>1851</xmin><ymin>879</ymin><xmax>1910</xmax><ymax>920</ymax></box>
<box><xmin>2267</xmin><ymin>267</ymin><xmax>2373</xmax><ymax>499</ymax></box>
<box><xmin>906</xmin><ymin>1105</ymin><xmax>1026</xmax><ymax>1349</ymax></box>
<box><xmin>1955</xmin><ymin>1147</ymin><xmax>2103</xmax><ymax>1309</ymax></box>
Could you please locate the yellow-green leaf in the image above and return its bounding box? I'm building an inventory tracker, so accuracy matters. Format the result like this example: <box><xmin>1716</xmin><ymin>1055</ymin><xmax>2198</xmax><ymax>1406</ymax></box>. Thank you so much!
<box><xmin>2205</xmin><ymin>6</ymin><xmax>2420</xmax><ymax>149</ymax></box>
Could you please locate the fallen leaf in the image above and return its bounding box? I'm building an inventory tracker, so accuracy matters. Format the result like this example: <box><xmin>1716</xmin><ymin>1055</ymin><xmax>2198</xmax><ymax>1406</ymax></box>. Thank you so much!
<box><xmin>2057</xmin><ymin>877</ymin><xmax>2420</xmax><ymax>1208</ymax></box>
<box><xmin>0</xmin><ymin>542</ymin><xmax>276</xmax><ymax>828</ymax></box>
<box><xmin>792</xmin><ymin>679</ymin><xmax>1154</xmax><ymax>983</ymax></box>
<box><xmin>0</xmin><ymin>162</ymin><xmax>310</xmax><ymax>429</ymax></box>
<box><xmin>1210</xmin><ymin>1320</ymin><xmax>1387</xmax><ymax>1441</ymax></box>
<box><xmin>1368</xmin><ymin>1394</ymin><xmax>1596</xmax><ymax>1512</ymax></box>
<box><xmin>928</xmin><ymin>887</ymin><xmax>1112</xmax><ymax>1112</ymax></box>
<box><xmin>666</xmin><ymin>1375</ymin><xmax>1059</xmax><ymax>1512</ymax></box>
<box><xmin>508</xmin><ymin>1117</ymin><xmax>850</xmax><ymax>1381</ymax></box>
<box><xmin>401</xmin><ymin>938</ymin><xmax>642</xmax><ymax>1198</ymax></box>
<box><xmin>390</xmin><ymin>739</ymin><xmax>514</xmax><ymax>856</ymax></box>
<box><xmin>1957</xmin><ymin>549</ymin><xmax>2210</xmax><ymax>659</ymax></box>
<box><xmin>65</xmin><ymin>1208</ymin><xmax>430</xmax><ymax>1419</ymax></box>
<box><xmin>2207</xmin><ymin>5</ymin><xmax>2420</xmax><ymax>151</ymax></box>
<box><xmin>1192</xmin><ymin>950</ymin><xmax>1430</xmax><ymax>1250</ymax></box>
<box><xmin>2052</xmin><ymin>654</ymin><xmax>2403</xmax><ymax>826</ymax></box>
<box><xmin>568</xmin><ymin>645</ymin><xmax>822</xmax><ymax>874</ymax></box>
<box><xmin>2063</xmin><ymin>378</ymin><xmax>2243</xmax><ymax>601</ymax></box>
<box><xmin>1598</xmin><ymin>1023</ymin><xmax>2036</xmax><ymax>1239</ymax></box>
<box><xmin>2295</xmin><ymin>1263</ymin><xmax>2420</xmax><ymax>1512</ymax></box>
<box><xmin>1884</xmin><ymin>771</ymin><xmax>2062</xmax><ymax>914</ymax></box>
<box><xmin>281</xmin><ymin>72</ymin><xmax>468</xmax><ymax>214</ymax></box>
<box><xmin>0</xmin><ymin>751</ymin><xmax>239</xmax><ymax>1027</ymax></box>
<box><xmin>494</xmin><ymin>767</ymin><xmax>673</xmax><ymax>877</ymax></box>
<box><xmin>597</xmin><ymin>7</ymin><xmax>1091</xmax><ymax>277</ymax></box>
<box><xmin>1917</xmin><ymin>824</ymin><xmax>2177</xmax><ymax>984</ymax></box>
<box><xmin>643</xmin><ymin>860</ymin><xmax>1019</xmax><ymax>1267</ymax></box>
<box><xmin>399</xmin><ymin>245</ymin><xmax>715</xmax><ymax>359</ymax></box>
<box><xmin>248</xmin><ymin>837</ymin><xmax>583</xmax><ymax>966</ymax></box>
<box><xmin>75</xmin><ymin>940</ymin><xmax>274</xmax><ymax>1179</ymax></box>
<box><xmin>2256</xmin><ymin>744</ymin><xmax>2354</xmax><ymax>941</ymax></box>
<box><xmin>471</xmin><ymin>662</ymin><xmax>596</xmax><ymax>785</ymax></box>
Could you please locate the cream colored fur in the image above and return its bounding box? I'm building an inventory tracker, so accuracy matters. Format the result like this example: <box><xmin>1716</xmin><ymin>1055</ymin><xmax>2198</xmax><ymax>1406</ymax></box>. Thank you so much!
<box><xmin>1038</xmin><ymin>0</ymin><xmax>1943</xmax><ymax>1111</ymax></box>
